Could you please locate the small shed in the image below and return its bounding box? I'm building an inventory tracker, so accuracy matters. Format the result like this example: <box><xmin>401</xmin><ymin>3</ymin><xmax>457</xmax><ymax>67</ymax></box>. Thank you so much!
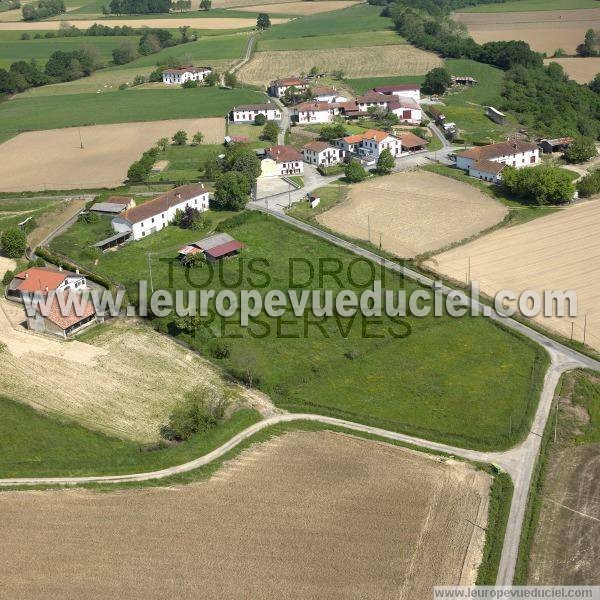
<box><xmin>485</xmin><ymin>106</ymin><xmax>506</xmax><ymax>125</ymax></box>
<box><xmin>204</xmin><ymin>240</ymin><xmax>244</xmax><ymax>261</ymax></box>
<box><xmin>539</xmin><ymin>137</ymin><xmax>575</xmax><ymax>154</ymax></box>
<box><xmin>90</xmin><ymin>197</ymin><xmax>134</xmax><ymax>215</ymax></box>
<box><xmin>452</xmin><ymin>76</ymin><xmax>478</xmax><ymax>86</ymax></box>
<box><xmin>93</xmin><ymin>231</ymin><xmax>131</xmax><ymax>252</ymax></box>
<box><xmin>308</xmin><ymin>194</ymin><xmax>320</xmax><ymax>208</ymax></box>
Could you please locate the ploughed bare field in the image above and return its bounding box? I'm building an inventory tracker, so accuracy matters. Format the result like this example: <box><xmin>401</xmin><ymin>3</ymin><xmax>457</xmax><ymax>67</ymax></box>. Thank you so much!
<box><xmin>0</xmin><ymin>118</ymin><xmax>224</xmax><ymax>192</ymax></box>
<box><xmin>0</xmin><ymin>431</ymin><xmax>492</xmax><ymax>599</ymax></box>
<box><xmin>543</xmin><ymin>57</ymin><xmax>600</xmax><ymax>84</ymax></box>
<box><xmin>236</xmin><ymin>0</ymin><xmax>358</xmax><ymax>14</ymax></box>
<box><xmin>424</xmin><ymin>200</ymin><xmax>600</xmax><ymax>352</ymax></box>
<box><xmin>238</xmin><ymin>45</ymin><xmax>442</xmax><ymax>86</ymax></box>
<box><xmin>0</xmin><ymin>17</ymin><xmax>288</xmax><ymax>29</ymax></box>
<box><xmin>455</xmin><ymin>9</ymin><xmax>600</xmax><ymax>54</ymax></box>
<box><xmin>318</xmin><ymin>171</ymin><xmax>507</xmax><ymax>258</ymax></box>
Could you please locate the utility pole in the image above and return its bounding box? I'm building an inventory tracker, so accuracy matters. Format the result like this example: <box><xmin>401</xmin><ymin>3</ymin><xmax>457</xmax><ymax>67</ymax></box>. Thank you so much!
<box><xmin>78</xmin><ymin>128</ymin><xmax>84</xmax><ymax>150</ymax></box>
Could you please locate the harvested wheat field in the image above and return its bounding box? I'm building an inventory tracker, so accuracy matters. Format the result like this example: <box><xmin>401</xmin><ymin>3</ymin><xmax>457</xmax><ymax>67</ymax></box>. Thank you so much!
<box><xmin>0</xmin><ymin>17</ymin><xmax>288</xmax><ymax>30</ymax></box>
<box><xmin>424</xmin><ymin>200</ymin><xmax>600</xmax><ymax>351</ymax></box>
<box><xmin>318</xmin><ymin>171</ymin><xmax>507</xmax><ymax>258</ymax></box>
<box><xmin>236</xmin><ymin>0</ymin><xmax>357</xmax><ymax>14</ymax></box>
<box><xmin>0</xmin><ymin>118</ymin><xmax>224</xmax><ymax>192</ymax></box>
<box><xmin>238</xmin><ymin>46</ymin><xmax>442</xmax><ymax>86</ymax></box>
<box><xmin>455</xmin><ymin>9</ymin><xmax>600</xmax><ymax>54</ymax></box>
<box><xmin>0</xmin><ymin>431</ymin><xmax>491</xmax><ymax>599</ymax></box>
<box><xmin>0</xmin><ymin>312</ymin><xmax>248</xmax><ymax>442</ymax></box>
<box><xmin>544</xmin><ymin>57</ymin><xmax>600</xmax><ymax>84</ymax></box>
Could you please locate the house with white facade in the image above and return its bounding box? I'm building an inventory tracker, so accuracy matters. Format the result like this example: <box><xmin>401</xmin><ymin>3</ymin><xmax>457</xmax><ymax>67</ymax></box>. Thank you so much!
<box><xmin>302</xmin><ymin>141</ymin><xmax>342</xmax><ymax>167</ymax></box>
<box><xmin>311</xmin><ymin>86</ymin><xmax>347</xmax><ymax>103</ymax></box>
<box><xmin>112</xmin><ymin>184</ymin><xmax>209</xmax><ymax>241</ymax></box>
<box><xmin>7</xmin><ymin>266</ymin><xmax>87</xmax><ymax>301</ymax></box>
<box><xmin>268</xmin><ymin>77</ymin><xmax>308</xmax><ymax>98</ymax></box>
<box><xmin>334</xmin><ymin>129</ymin><xmax>402</xmax><ymax>161</ymax></box>
<box><xmin>356</xmin><ymin>92</ymin><xmax>391</xmax><ymax>113</ymax></box>
<box><xmin>162</xmin><ymin>66</ymin><xmax>212</xmax><ymax>85</ymax></box>
<box><xmin>263</xmin><ymin>145</ymin><xmax>304</xmax><ymax>175</ymax></box>
<box><xmin>229</xmin><ymin>103</ymin><xmax>282</xmax><ymax>123</ymax></box>
<box><xmin>388</xmin><ymin>98</ymin><xmax>422</xmax><ymax>124</ymax></box>
<box><xmin>455</xmin><ymin>140</ymin><xmax>540</xmax><ymax>181</ymax></box>
<box><xmin>372</xmin><ymin>84</ymin><xmax>421</xmax><ymax>103</ymax></box>
<box><xmin>293</xmin><ymin>101</ymin><xmax>342</xmax><ymax>124</ymax></box>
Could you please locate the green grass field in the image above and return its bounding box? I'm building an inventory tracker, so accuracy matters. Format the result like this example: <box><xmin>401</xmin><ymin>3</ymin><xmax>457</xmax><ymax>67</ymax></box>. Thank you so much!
<box><xmin>347</xmin><ymin>74</ymin><xmax>425</xmax><ymax>95</ymax></box>
<box><xmin>258</xmin><ymin>30</ymin><xmax>404</xmax><ymax>52</ymax></box>
<box><xmin>458</xmin><ymin>0</ymin><xmax>599</xmax><ymax>12</ymax></box>
<box><xmin>260</xmin><ymin>3</ymin><xmax>393</xmax><ymax>40</ymax></box>
<box><xmin>50</xmin><ymin>210</ymin><xmax>548</xmax><ymax>451</ymax></box>
<box><xmin>0</xmin><ymin>197</ymin><xmax>60</xmax><ymax>235</ymax></box>
<box><xmin>148</xmin><ymin>143</ymin><xmax>222</xmax><ymax>183</ymax></box>
<box><xmin>0</xmin><ymin>87</ymin><xmax>263</xmax><ymax>139</ymax></box>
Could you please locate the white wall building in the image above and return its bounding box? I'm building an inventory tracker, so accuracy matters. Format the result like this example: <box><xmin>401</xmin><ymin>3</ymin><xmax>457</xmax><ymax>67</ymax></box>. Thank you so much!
<box><xmin>456</xmin><ymin>141</ymin><xmax>540</xmax><ymax>174</ymax></box>
<box><xmin>293</xmin><ymin>101</ymin><xmax>342</xmax><ymax>124</ymax></box>
<box><xmin>302</xmin><ymin>141</ymin><xmax>342</xmax><ymax>167</ymax></box>
<box><xmin>7</xmin><ymin>266</ymin><xmax>87</xmax><ymax>301</ymax></box>
<box><xmin>263</xmin><ymin>145</ymin><xmax>304</xmax><ymax>176</ymax></box>
<box><xmin>372</xmin><ymin>84</ymin><xmax>421</xmax><ymax>103</ymax></box>
<box><xmin>229</xmin><ymin>103</ymin><xmax>282</xmax><ymax>123</ymax></box>
<box><xmin>162</xmin><ymin>66</ymin><xmax>212</xmax><ymax>85</ymax></box>
<box><xmin>311</xmin><ymin>85</ymin><xmax>347</xmax><ymax>103</ymax></box>
<box><xmin>112</xmin><ymin>184</ymin><xmax>209</xmax><ymax>241</ymax></box>
<box><xmin>335</xmin><ymin>129</ymin><xmax>402</xmax><ymax>161</ymax></box>
<box><xmin>268</xmin><ymin>77</ymin><xmax>308</xmax><ymax>98</ymax></box>
<box><xmin>388</xmin><ymin>98</ymin><xmax>422</xmax><ymax>124</ymax></box>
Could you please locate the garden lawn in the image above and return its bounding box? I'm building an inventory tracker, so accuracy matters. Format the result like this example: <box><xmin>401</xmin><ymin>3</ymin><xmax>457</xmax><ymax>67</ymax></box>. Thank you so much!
<box><xmin>51</xmin><ymin>210</ymin><xmax>548</xmax><ymax>451</ymax></box>
<box><xmin>0</xmin><ymin>87</ymin><xmax>263</xmax><ymax>140</ymax></box>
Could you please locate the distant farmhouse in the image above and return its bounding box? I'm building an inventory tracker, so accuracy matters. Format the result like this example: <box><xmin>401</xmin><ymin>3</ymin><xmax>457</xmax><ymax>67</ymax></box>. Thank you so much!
<box><xmin>293</xmin><ymin>101</ymin><xmax>343</xmax><ymax>124</ymax></box>
<box><xmin>111</xmin><ymin>184</ymin><xmax>209</xmax><ymax>241</ymax></box>
<box><xmin>455</xmin><ymin>140</ymin><xmax>540</xmax><ymax>183</ymax></box>
<box><xmin>268</xmin><ymin>77</ymin><xmax>309</xmax><ymax>98</ymax></box>
<box><xmin>229</xmin><ymin>103</ymin><xmax>282</xmax><ymax>123</ymax></box>
<box><xmin>7</xmin><ymin>266</ymin><xmax>87</xmax><ymax>301</ymax></box>
<box><xmin>262</xmin><ymin>145</ymin><xmax>304</xmax><ymax>176</ymax></box>
<box><xmin>302</xmin><ymin>141</ymin><xmax>343</xmax><ymax>167</ymax></box>
<box><xmin>162</xmin><ymin>66</ymin><xmax>212</xmax><ymax>85</ymax></box>
<box><xmin>334</xmin><ymin>129</ymin><xmax>402</xmax><ymax>162</ymax></box>
<box><xmin>311</xmin><ymin>85</ymin><xmax>347</xmax><ymax>103</ymax></box>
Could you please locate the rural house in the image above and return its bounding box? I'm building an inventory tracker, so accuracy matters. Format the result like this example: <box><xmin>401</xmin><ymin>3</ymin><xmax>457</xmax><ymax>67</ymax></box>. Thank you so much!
<box><xmin>311</xmin><ymin>86</ymin><xmax>347</xmax><ymax>103</ymax></box>
<box><xmin>268</xmin><ymin>77</ymin><xmax>308</xmax><ymax>98</ymax></box>
<box><xmin>7</xmin><ymin>266</ymin><xmax>87</xmax><ymax>301</ymax></box>
<box><xmin>263</xmin><ymin>145</ymin><xmax>304</xmax><ymax>176</ymax></box>
<box><xmin>293</xmin><ymin>101</ymin><xmax>342</xmax><ymax>124</ymax></box>
<box><xmin>229</xmin><ymin>103</ymin><xmax>282</xmax><ymax>123</ymax></box>
<box><xmin>372</xmin><ymin>84</ymin><xmax>421</xmax><ymax>103</ymax></box>
<box><xmin>162</xmin><ymin>66</ymin><xmax>212</xmax><ymax>85</ymax></box>
<box><xmin>468</xmin><ymin>160</ymin><xmax>506</xmax><ymax>183</ymax></box>
<box><xmin>302</xmin><ymin>141</ymin><xmax>342</xmax><ymax>167</ymax></box>
<box><xmin>111</xmin><ymin>184</ymin><xmax>209</xmax><ymax>241</ymax></box>
<box><xmin>356</xmin><ymin>92</ymin><xmax>391</xmax><ymax>112</ymax></box>
<box><xmin>388</xmin><ymin>98</ymin><xmax>422</xmax><ymax>124</ymax></box>
<box><xmin>455</xmin><ymin>141</ymin><xmax>539</xmax><ymax>178</ymax></box>
<box><xmin>334</xmin><ymin>129</ymin><xmax>402</xmax><ymax>161</ymax></box>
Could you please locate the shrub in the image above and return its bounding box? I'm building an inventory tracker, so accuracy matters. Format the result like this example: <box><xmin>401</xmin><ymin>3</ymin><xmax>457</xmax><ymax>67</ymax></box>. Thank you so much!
<box><xmin>502</xmin><ymin>165</ymin><xmax>575</xmax><ymax>205</ymax></box>
<box><xmin>577</xmin><ymin>169</ymin><xmax>600</xmax><ymax>197</ymax></box>
<box><xmin>210</xmin><ymin>340</ymin><xmax>231</xmax><ymax>359</ymax></box>
<box><xmin>254</xmin><ymin>113</ymin><xmax>267</xmax><ymax>126</ymax></box>
<box><xmin>261</xmin><ymin>121</ymin><xmax>279</xmax><ymax>143</ymax></box>
<box><xmin>2</xmin><ymin>269</ymin><xmax>15</xmax><ymax>286</ymax></box>
<box><xmin>181</xmin><ymin>79</ymin><xmax>197</xmax><ymax>88</ymax></box>
<box><xmin>563</xmin><ymin>137</ymin><xmax>597</xmax><ymax>163</ymax></box>
<box><xmin>172</xmin><ymin>130</ymin><xmax>188</xmax><ymax>145</ymax></box>
<box><xmin>0</xmin><ymin>227</ymin><xmax>27</xmax><ymax>258</ymax></box>
<box><xmin>78</xmin><ymin>211</ymin><xmax>99</xmax><ymax>224</ymax></box>
<box><xmin>345</xmin><ymin>159</ymin><xmax>367</xmax><ymax>183</ymax></box>
<box><xmin>376</xmin><ymin>148</ymin><xmax>395</xmax><ymax>174</ymax></box>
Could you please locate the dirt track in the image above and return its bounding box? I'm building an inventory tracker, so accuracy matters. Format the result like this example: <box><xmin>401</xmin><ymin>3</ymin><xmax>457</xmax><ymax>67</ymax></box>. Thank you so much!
<box><xmin>317</xmin><ymin>171</ymin><xmax>507</xmax><ymax>258</ymax></box>
<box><xmin>455</xmin><ymin>9</ymin><xmax>600</xmax><ymax>54</ymax></box>
<box><xmin>0</xmin><ymin>430</ymin><xmax>491</xmax><ymax>599</ymax></box>
<box><xmin>425</xmin><ymin>200</ymin><xmax>600</xmax><ymax>352</ymax></box>
<box><xmin>0</xmin><ymin>118</ymin><xmax>225</xmax><ymax>192</ymax></box>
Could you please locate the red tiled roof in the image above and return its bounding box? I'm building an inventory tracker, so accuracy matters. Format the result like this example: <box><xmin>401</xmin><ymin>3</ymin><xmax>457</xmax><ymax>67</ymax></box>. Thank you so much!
<box><xmin>456</xmin><ymin>140</ymin><xmax>538</xmax><ymax>161</ymax></box>
<box><xmin>303</xmin><ymin>141</ymin><xmax>334</xmax><ymax>152</ymax></box>
<box><xmin>312</xmin><ymin>86</ymin><xmax>337</xmax><ymax>96</ymax></box>
<box><xmin>356</xmin><ymin>92</ymin><xmax>389</xmax><ymax>104</ymax></box>
<box><xmin>471</xmin><ymin>159</ymin><xmax>506</xmax><ymax>175</ymax></box>
<box><xmin>341</xmin><ymin>129</ymin><xmax>391</xmax><ymax>144</ymax></box>
<box><xmin>205</xmin><ymin>240</ymin><xmax>244</xmax><ymax>259</ymax></box>
<box><xmin>121</xmin><ymin>184</ymin><xmax>207</xmax><ymax>225</ymax></box>
<box><xmin>39</xmin><ymin>291</ymin><xmax>96</xmax><ymax>330</ymax></box>
<box><xmin>14</xmin><ymin>267</ymin><xmax>69</xmax><ymax>294</ymax></box>
<box><xmin>272</xmin><ymin>77</ymin><xmax>306</xmax><ymax>86</ymax></box>
<box><xmin>399</xmin><ymin>132</ymin><xmax>428</xmax><ymax>148</ymax></box>
<box><xmin>265</xmin><ymin>145</ymin><xmax>303</xmax><ymax>163</ymax></box>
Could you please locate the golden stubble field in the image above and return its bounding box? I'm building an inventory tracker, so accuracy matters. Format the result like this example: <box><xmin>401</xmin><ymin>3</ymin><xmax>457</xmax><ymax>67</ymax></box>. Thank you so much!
<box><xmin>0</xmin><ymin>431</ymin><xmax>491</xmax><ymax>599</ymax></box>
<box><xmin>238</xmin><ymin>46</ymin><xmax>442</xmax><ymax>85</ymax></box>
<box><xmin>318</xmin><ymin>171</ymin><xmax>507</xmax><ymax>258</ymax></box>
<box><xmin>455</xmin><ymin>9</ymin><xmax>600</xmax><ymax>54</ymax></box>
<box><xmin>236</xmin><ymin>0</ymin><xmax>357</xmax><ymax>14</ymax></box>
<box><xmin>544</xmin><ymin>57</ymin><xmax>600</xmax><ymax>84</ymax></box>
<box><xmin>0</xmin><ymin>313</ymin><xmax>251</xmax><ymax>442</ymax></box>
<box><xmin>424</xmin><ymin>200</ymin><xmax>600</xmax><ymax>352</ymax></box>
<box><xmin>0</xmin><ymin>118</ymin><xmax>224</xmax><ymax>192</ymax></box>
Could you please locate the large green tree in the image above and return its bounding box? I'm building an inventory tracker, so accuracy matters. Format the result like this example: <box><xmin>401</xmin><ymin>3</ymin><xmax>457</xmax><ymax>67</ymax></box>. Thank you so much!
<box><xmin>1</xmin><ymin>227</ymin><xmax>27</xmax><ymax>258</ymax></box>
<box><xmin>502</xmin><ymin>165</ymin><xmax>575</xmax><ymax>205</ymax></box>
<box><xmin>345</xmin><ymin>159</ymin><xmax>367</xmax><ymax>183</ymax></box>
<box><xmin>213</xmin><ymin>171</ymin><xmax>251</xmax><ymax>210</ymax></box>
<box><xmin>376</xmin><ymin>149</ymin><xmax>395</xmax><ymax>174</ymax></box>
<box><xmin>421</xmin><ymin>66</ymin><xmax>452</xmax><ymax>95</ymax></box>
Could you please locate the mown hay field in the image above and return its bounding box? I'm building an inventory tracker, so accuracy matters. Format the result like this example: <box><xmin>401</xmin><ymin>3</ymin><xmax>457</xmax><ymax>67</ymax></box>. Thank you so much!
<box><xmin>238</xmin><ymin>45</ymin><xmax>442</xmax><ymax>85</ymax></box>
<box><xmin>0</xmin><ymin>431</ymin><xmax>492</xmax><ymax>599</ymax></box>
<box><xmin>455</xmin><ymin>9</ymin><xmax>600</xmax><ymax>54</ymax></box>
<box><xmin>0</xmin><ymin>117</ymin><xmax>225</xmax><ymax>191</ymax></box>
<box><xmin>235</xmin><ymin>0</ymin><xmax>357</xmax><ymax>14</ymax></box>
<box><xmin>424</xmin><ymin>201</ymin><xmax>600</xmax><ymax>352</ymax></box>
<box><xmin>543</xmin><ymin>57</ymin><xmax>600</xmax><ymax>84</ymax></box>
<box><xmin>318</xmin><ymin>171</ymin><xmax>507</xmax><ymax>258</ymax></box>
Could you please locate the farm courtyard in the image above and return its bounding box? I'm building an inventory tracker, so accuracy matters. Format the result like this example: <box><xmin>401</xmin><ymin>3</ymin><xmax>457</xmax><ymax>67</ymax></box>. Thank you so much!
<box><xmin>0</xmin><ymin>431</ymin><xmax>492</xmax><ymax>599</ymax></box>
<box><xmin>237</xmin><ymin>46</ymin><xmax>442</xmax><ymax>86</ymax></box>
<box><xmin>0</xmin><ymin>118</ymin><xmax>225</xmax><ymax>191</ymax></box>
<box><xmin>425</xmin><ymin>201</ymin><xmax>600</xmax><ymax>352</ymax></box>
<box><xmin>317</xmin><ymin>171</ymin><xmax>507</xmax><ymax>258</ymax></box>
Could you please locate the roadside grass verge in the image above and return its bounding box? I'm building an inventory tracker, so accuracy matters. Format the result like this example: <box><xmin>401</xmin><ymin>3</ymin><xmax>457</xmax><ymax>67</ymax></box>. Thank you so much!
<box><xmin>51</xmin><ymin>209</ymin><xmax>549</xmax><ymax>451</ymax></box>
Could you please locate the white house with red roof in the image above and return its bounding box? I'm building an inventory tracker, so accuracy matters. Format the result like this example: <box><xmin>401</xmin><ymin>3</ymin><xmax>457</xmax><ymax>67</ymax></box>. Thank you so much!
<box><xmin>229</xmin><ymin>103</ymin><xmax>282</xmax><ymax>123</ymax></box>
<box><xmin>112</xmin><ymin>184</ymin><xmax>209</xmax><ymax>241</ymax></box>
<box><xmin>7</xmin><ymin>266</ymin><xmax>87</xmax><ymax>300</ymax></box>
<box><xmin>334</xmin><ymin>129</ymin><xmax>402</xmax><ymax>161</ymax></box>
<box><xmin>293</xmin><ymin>101</ymin><xmax>342</xmax><ymax>124</ymax></box>
<box><xmin>372</xmin><ymin>84</ymin><xmax>421</xmax><ymax>103</ymax></box>
<box><xmin>162</xmin><ymin>66</ymin><xmax>212</xmax><ymax>85</ymax></box>
<box><xmin>302</xmin><ymin>141</ymin><xmax>342</xmax><ymax>167</ymax></box>
<box><xmin>311</xmin><ymin>85</ymin><xmax>347</xmax><ymax>103</ymax></box>
<box><xmin>262</xmin><ymin>145</ymin><xmax>304</xmax><ymax>175</ymax></box>
<box><xmin>268</xmin><ymin>77</ymin><xmax>309</xmax><ymax>98</ymax></box>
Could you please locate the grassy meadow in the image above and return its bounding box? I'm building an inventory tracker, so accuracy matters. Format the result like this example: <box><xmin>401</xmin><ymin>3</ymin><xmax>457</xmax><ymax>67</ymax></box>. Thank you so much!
<box><xmin>50</xmin><ymin>210</ymin><xmax>548</xmax><ymax>451</ymax></box>
<box><xmin>347</xmin><ymin>74</ymin><xmax>425</xmax><ymax>95</ymax></box>
<box><xmin>258</xmin><ymin>30</ymin><xmax>404</xmax><ymax>51</ymax></box>
<box><xmin>457</xmin><ymin>0</ymin><xmax>600</xmax><ymax>12</ymax></box>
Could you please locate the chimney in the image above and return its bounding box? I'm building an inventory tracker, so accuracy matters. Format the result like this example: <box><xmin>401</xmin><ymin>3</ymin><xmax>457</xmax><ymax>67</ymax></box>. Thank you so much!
<box><xmin>24</xmin><ymin>272</ymin><xmax>29</xmax><ymax>279</ymax></box>
<box><xmin>58</xmin><ymin>265</ymin><xmax>63</xmax><ymax>272</ymax></box>
<box><xmin>176</xmin><ymin>193</ymin><xmax>181</xmax><ymax>199</ymax></box>
<box><xmin>76</xmin><ymin>268</ymin><xmax>80</xmax><ymax>275</ymax></box>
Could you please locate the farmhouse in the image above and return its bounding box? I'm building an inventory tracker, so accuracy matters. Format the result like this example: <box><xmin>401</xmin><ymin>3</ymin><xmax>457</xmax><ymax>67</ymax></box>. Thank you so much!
<box><xmin>263</xmin><ymin>145</ymin><xmax>304</xmax><ymax>175</ymax></box>
<box><xmin>268</xmin><ymin>77</ymin><xmax>308</xmax><ymax>98</ymax></box>
<box><xmin>335</xmin><ymin>129</ymin><xmax>402</xmax><ymax>161</ymax></box>
<box><xmin>162</xmin><ymin>66</ymin><xmax>212</xmax><ymax>85</ymax></box>
<box><xmin>111</xmin><ymin>184</ymin><xmax>209</xmax><ymax>241</ymax></box>
<box><xmin>6</xmin><ymin>266</ymin><xmax>87</xmax><ymax>301</ymax></box>
<box><xmin>311</xmin><ymin>86</ymin><xmax>347</xmax><ymax>103</ymax></box>
<box><xmin>90</xmin><ymin>196</ymin><xmax>135</xmax><ymax>215</ymax></box>
<box><xmin>469</xmin><ymin>159</ymin><xmax>506</xmax><ymax>183</ymax></box>
<box><xmin>302</xmin><ymin>141</ymin><xmax>342</xmax><ymax>167</ymax></box>
<box><xmin>539</xmin><ymin>137</ymin><xmax>575</xmax><ymax>154</ymax></box>
<box><xmin>389</xmin><ymin>98</ymin><xmax>422</xmax><ymax>124</ymax></box>
<box><xmin>229</xmin><ymin>103</ymin><xmax>282</xmax><ymax>123</ymax></box>
<box><xmin>293</xmin><ymin>101</ymin><xmax>342</xmax><ymax>124</ymax></box>
<box><xmin>356</xmin><ymin>92</ymin><xmax>391</xmax><ymax>112</ymax></box>
<box><xmin>456</xmin><ymin>141</ymin><xmax>539</xmax><ymax>178</ymax></box>
<box><xmin>372</xmin><ymin>84</ymin><xmax>421</xmax><ymax>103</ymax></box>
